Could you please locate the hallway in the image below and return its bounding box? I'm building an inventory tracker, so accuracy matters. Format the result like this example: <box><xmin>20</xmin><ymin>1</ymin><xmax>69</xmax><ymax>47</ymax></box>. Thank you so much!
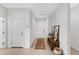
<box><xmin>0</xmin><ymin>3</ymin><xmax>70</xmax><ymax>55</ymax></box>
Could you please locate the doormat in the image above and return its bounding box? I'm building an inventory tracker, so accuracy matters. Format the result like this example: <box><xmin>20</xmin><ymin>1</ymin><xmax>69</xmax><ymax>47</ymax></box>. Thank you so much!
<box><xmin>11</xmin><ymin>47</ymin><xmax>23</xmax><ymax>48</ymax></box>
<box><xmin>35</xmin><ymin>38</ymin><xmax>46</xmax><ymax>49</ymax></box>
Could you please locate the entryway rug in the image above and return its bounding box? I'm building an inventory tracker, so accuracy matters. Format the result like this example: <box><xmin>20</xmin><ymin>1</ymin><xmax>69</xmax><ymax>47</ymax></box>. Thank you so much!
<box><xmin>35</xmin><ymin>38</ymin><xmax>46</xmax><ymax>49</ymax></box>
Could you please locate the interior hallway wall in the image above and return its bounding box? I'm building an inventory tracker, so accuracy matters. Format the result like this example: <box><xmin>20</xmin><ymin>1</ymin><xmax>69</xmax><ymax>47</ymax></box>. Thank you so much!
<box><xmin>71</xmin><ymin>5</ymin><xmax>79</xmax><ymax>51</ymax></box>
<box><xmin>30</xmin><ymin>11</ymin><xmax>36</xmax><ymax>47</ymax></box>
<box><xmin>48</xmin><ymin>14</ymin><xmax>56</xmax><ymax>33</ymax></box>
<box><xmin>0</xmin><ymin>6</ymin><xmax>6</xmax><ymax>18</ymax></box>
<box><xmin>53</xmin><ymin>4</ymin><xmax>70</xmax><ymax>55</ymax></box>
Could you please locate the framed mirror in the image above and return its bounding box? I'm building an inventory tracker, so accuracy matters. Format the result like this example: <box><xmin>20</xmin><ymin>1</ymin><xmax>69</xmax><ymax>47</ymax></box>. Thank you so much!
<box><xmin>54</xmin><ymin>25</ymin><xmax>60</xmax><ymax>41</ymax></box>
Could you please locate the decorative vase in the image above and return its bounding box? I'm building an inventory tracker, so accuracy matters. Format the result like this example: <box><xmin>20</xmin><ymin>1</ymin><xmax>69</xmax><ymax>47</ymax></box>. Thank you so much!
<box><xmin>54</xmin><ymin>47</ymin><xmax>63</xmax><ymax>55</ymax></box>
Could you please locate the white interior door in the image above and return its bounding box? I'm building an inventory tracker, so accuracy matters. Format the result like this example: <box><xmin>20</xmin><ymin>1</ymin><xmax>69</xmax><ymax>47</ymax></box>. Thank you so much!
<box><xmin>11</xmin><ymin>17</ymin><xmax>25</xmax><ymax>48</ymax></box>
<box><xmin>35</xmin><ymin>18</ymin><xmax>48</xmax><ymax>38</ymax></box>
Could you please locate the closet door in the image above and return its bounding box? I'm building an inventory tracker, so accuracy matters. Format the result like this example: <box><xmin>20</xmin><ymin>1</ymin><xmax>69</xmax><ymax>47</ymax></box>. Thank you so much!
<box><xmin>11</xmin><ymin>17</ymin><xmax>25</xmax><ymax>48</ymax></box>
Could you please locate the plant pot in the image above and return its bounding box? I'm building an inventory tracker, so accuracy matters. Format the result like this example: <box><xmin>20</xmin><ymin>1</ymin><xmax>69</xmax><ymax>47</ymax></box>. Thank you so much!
<box><xmin>54</xmin><ymin>47</ymin><xmax>63</xmax><ymax>55</ymax></box>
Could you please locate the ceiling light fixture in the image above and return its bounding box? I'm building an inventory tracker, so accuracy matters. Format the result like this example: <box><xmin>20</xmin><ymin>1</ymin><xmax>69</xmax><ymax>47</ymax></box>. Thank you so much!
<box><xmin>40</xmin><ymin>14</ymin><xmax>44</xmax><ymax>15</ymax></box>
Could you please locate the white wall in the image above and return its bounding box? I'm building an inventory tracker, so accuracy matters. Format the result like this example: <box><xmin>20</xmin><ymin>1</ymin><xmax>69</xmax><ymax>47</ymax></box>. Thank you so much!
<box><xmin>0</xmin><ymin>6</ymin><xmax>6</xmax><ymax>18</ymax></box>
<box><xmin>71</xmin><ymin>5</ymin><xmax>79</xmax><ymax>51</ymax></box>
<box><xmin>7</xmin><ymin>8</ymin><xmax>31</xmax><ymax>48</ymax></box>
<box><xmin>48</xmin><ymin>4</ymin><xmax>70</xmax><ymax>55</ymax></box>
<box><xmin>48</xmin><ymin>14</ymin><xmax>56</xmax><ymax>33</ymax></box>
<box><xmin>54</xmin><ymin>4</ymin><xmax>70</xmax><ymax>55</ymax></box>
<box><xmin>30</xmin><ymin>11</ymin><xmax>36</xmax><ymax>47</ymax></box>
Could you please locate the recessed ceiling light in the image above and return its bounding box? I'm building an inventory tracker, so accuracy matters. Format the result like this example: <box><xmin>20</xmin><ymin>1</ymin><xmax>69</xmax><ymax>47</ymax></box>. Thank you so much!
<box><xmin>40</xmin><ymin>10</ymin><xmax>44</xmax><ymax>12</ymax></box>
<box><xmin>40</xmin><ymin>14</ymin><xmax>44</xmax><ymax>15</ymax></box>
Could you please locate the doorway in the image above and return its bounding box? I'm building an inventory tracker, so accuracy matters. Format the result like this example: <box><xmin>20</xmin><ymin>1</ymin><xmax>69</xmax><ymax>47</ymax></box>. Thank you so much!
<box><xmin>35</xmin><ymin>18</ymin><xmax>48</xmax><ymax>39</ymax></box>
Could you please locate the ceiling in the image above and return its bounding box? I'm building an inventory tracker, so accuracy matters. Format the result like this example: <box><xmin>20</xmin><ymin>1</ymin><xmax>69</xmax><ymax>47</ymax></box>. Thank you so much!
<box><xmin>0</xmin><ymin>3</ymin><xmax>60</xmax><ymax>18</ymax></box>
<box><xmin>70</xmin><ymin>3</ymin><xmax>79</xmax><ymax>9</ymax></box>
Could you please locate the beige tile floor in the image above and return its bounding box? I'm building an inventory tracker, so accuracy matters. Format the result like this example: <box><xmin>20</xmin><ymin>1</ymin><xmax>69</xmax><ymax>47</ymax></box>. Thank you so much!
<box><xmin>71</xmin><ymin>47</ymin><xmax>79</xmax><ymax>55</ymax></box>
<box><xmin>0</xmin><ymin>39</ymin><xmax>78</xmax><ymax>55</ymax></box>
<box><xmin>0</xmin><ymin>39</ymin><xmax>54</xmax><ymax>55</ymax></box>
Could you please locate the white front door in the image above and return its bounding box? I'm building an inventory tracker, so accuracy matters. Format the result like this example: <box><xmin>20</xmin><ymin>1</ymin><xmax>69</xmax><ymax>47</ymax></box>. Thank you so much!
<box><xmin>11</xmin><ymin>17</ymin><xmax>25</xmax><ymax>48</ymax></box>
<box><xmin>35</xmin><ymin>18</ymin><xmax>48</xmax><ymax>38</ymax></box>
